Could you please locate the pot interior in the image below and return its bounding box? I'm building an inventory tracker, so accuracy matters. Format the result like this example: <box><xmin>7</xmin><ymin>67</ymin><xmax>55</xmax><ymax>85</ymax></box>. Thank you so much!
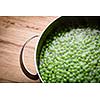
<box><xmin>36</xmin><ymin>16</ymin><xmax>100</xmax><ymax>82</ymax></box>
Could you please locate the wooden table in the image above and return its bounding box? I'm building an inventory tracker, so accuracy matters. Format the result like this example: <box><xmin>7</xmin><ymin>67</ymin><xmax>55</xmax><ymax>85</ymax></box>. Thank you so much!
<box><xmin>0</xmin><ymin>16</ymin><xmax>58</xmax><ymax>82</ymax></box>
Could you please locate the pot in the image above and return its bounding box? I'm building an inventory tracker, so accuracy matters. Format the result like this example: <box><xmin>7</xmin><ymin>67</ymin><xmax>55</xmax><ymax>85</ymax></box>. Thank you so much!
<box><xmin>20</xmin><ymin>16</ymin><xmax>100</xmax><ymax>83</ymax></box>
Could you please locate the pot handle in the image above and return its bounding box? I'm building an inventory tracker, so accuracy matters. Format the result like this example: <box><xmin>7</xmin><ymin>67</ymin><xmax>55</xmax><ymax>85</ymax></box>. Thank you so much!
<box><xmin>20</xmin><ymin>35</ymin><xmax>39</xmax><ymax>80</ymax></box>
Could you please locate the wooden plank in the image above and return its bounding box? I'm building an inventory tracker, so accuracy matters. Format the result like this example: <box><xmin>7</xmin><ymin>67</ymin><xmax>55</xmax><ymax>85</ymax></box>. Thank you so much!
<box><xmin>0</xmin><ymin>16</ymin><xmax>58</xmax><ymax>82</ymax></box>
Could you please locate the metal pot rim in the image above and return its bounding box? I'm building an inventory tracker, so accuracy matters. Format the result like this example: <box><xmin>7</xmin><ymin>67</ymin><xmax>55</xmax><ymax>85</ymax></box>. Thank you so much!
<box><xmin>34</xmin><ymin>16</ymin><xmax>61</xmax><ymax>82</ymax></box>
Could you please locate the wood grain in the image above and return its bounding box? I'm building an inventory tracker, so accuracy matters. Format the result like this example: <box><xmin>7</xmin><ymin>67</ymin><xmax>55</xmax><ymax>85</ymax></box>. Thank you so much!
<box><xmin>0</xmin><ymin>16</ymin><xmax>58</xmax><ymax>82</ymax></box>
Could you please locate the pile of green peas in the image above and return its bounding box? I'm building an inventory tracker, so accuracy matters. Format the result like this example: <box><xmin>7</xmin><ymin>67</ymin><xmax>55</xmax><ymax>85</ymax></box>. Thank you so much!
<box><xmin>39</xmin><ymin>28</ymin><xmax>100</xmax><ymax>83</ymax></box>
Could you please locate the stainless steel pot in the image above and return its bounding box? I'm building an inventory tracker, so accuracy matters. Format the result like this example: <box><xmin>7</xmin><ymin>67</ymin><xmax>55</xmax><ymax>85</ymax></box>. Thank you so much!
<box><xmin>20</xmin><ymin>16</ymin><xmax>100</xmax><ymax>82</ymax></box>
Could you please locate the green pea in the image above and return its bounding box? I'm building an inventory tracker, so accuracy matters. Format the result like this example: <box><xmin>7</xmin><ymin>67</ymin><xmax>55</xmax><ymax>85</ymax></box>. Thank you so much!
<box><xmin>90</xmin><ymin>79</ymin><xmax>96</xmax><ymax>83</ymax></box>
<box><xmin>56</xmin><ymin>75</ymin><xmax>62</xmax><ymax>79</ymax></box>
<box><xmin>63</xmin><ymin>78</ymin><xmax>67</xmax><ymax>82</ymax></box>
<box><xmin>51</xmin><ymin>79</ymin><xmax>56</xmax><ymax>83</ymax></box>
<box><xmin>69</xmin><ymin>78</ymin><xmax>74</xmax><ymax>82</ymax></box>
